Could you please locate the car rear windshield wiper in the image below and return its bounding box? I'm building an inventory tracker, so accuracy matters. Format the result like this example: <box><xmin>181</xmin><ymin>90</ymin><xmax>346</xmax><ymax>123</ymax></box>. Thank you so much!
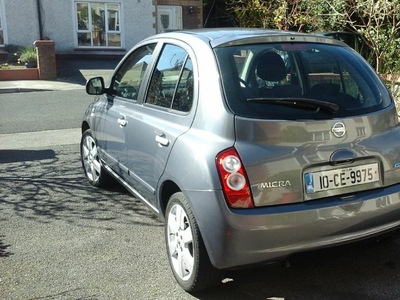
<box><xmin>247</xmin><ymin>97</ymin><xmax>339</xmax><ymax>114</ymax></box>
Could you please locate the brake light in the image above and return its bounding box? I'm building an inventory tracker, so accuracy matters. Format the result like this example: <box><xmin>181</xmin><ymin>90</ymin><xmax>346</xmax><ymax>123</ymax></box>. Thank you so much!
<box><xmin>216</xmin><ymin>148</ymin><xmax>254</xmax><ymax>208</ymax></box>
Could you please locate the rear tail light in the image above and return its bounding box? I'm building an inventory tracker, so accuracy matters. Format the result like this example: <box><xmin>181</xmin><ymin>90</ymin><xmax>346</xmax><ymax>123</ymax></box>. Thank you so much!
<box><xmin>216</xmin><ymin>148</ymin><xmax>254</xmax><ymax>208</ymax></box>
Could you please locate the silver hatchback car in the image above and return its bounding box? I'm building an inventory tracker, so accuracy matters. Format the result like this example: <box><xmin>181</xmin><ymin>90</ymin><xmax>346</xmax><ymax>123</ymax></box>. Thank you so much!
<box><xmin>81</xmin><ymin>28</ymin><xmax>400</xmax><ymax>292</ymax></box>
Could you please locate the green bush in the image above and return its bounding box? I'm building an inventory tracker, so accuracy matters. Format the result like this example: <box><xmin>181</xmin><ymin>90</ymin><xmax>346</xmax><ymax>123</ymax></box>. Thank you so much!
<box><xmin>18</xmin><ymin>46</ymin><xmax>37</xmax><ymax>64</ymax></box>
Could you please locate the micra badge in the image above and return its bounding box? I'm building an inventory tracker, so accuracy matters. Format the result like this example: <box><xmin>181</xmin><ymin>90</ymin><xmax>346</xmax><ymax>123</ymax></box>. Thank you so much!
<box><xmin>258</xmin><ymin>181</ymin><xmax>291</xmax><ymax>189</ymax></box>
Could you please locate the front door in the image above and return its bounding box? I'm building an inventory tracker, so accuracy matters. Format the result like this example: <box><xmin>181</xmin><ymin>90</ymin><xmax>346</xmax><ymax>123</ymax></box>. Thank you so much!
<box><xmin>98</xmin><ymin>43</ymin><xmax>156</xmax><ymax>175</ymax></box>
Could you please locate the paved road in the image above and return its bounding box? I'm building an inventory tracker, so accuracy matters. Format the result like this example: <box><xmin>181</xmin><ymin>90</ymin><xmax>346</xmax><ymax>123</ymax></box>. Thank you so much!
<box><xmin>1</xmin><ymin>89</ymin><xmax>400</xmax><ymax>299</ymax></box>
<box><xmin>0</xmin><ymin>90</ymin><xmax>89</xmax><ymax>134</ymax></box>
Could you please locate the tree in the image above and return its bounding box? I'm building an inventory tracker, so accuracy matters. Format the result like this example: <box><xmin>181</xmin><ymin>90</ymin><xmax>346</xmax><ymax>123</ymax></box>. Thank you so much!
<box><xmin>225</xmin><ymin>0</ymin><xmax>400</xmax><ymax>75</ymax></box>
<box><xmin>225</xmin><ymin>0</ymin><xmax>347</xmax><ymax>32</ymax></box>
<box><xmin>328</xmin><ymin>0</ymin><xmax>400</xmax><ymax>74</ymax></box>
<box><xmin>225</xmin><ymin>0</ymin><xmax>276</xmax><ymax>28</ymax></box>
<box><xmin>272</xmin><ymin>0</ymin><xmax>347</xmax><ymax>32</ymax></box>
<box><xmin>203</xmin><ymin>0</ymin><xmax>236</xmax><ymax>27</ymax></box>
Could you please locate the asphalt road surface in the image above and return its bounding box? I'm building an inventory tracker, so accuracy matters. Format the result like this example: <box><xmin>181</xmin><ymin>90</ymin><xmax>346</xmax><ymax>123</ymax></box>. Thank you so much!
<box><xmin>1</xmin><ymin>90</ymin><xmax>400</xmax><ymax>299</ymax></box>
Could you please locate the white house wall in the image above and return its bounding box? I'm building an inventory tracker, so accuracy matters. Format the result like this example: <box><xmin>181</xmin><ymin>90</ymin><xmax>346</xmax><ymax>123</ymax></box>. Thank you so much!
<box><xmin>3</xmin><ymin>0</ymin><xmax>156</xmax><ymax>54</ymax></box>
<box><xmin>122</xmin><ymin>0</ymin><xmax>156</xmax><ymax>51</ymax></box>
<box><xmin>3</xmin><ymin>0</ymin><xmax>40</xmax><ymax>47</ymax></box>
<box><xmin>42</xmin><ymin>0</ymin><xmax>75</xmax><ymax>53</ymax></box>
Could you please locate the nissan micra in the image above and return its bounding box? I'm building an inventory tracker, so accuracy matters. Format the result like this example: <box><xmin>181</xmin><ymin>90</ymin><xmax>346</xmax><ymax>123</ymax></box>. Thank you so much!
<box><xmin>81</xmin><ymin>28</ymin><xmax>400</xmax><ymax>292</ymax></box>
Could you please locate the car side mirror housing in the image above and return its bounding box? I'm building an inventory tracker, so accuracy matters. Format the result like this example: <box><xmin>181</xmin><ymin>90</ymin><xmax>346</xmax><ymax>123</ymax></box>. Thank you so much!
<box><xmin>86</xmin><ymin>77</ymin><xmax>105</xmax><ymax>95</ymax></box>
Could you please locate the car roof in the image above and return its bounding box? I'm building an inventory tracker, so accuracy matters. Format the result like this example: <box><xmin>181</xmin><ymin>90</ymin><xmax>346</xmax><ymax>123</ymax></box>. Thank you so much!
<box><xmin>148</xmin><ymin>28</ymin><xmax>348</xmax><ymax>48</ymax></box>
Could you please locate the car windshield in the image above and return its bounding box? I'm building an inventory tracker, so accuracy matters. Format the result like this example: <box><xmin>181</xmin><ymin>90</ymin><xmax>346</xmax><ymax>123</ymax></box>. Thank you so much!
<box><xmin>214</xmin><ymin>42</ymin><xmax>391</xmax><ymax>120</ymax></box>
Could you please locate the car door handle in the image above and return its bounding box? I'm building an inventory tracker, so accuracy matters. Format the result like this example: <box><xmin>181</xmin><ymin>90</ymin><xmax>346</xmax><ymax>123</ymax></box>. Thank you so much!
<box><xmin>117</xmin><ymin>116</ymin><xmax>127</xmax><ymax>127</ymax></box>
<box><xmin>155</xmin><ymin>134</ymin><xmax>169</xmax><ymax>146</ymax></box>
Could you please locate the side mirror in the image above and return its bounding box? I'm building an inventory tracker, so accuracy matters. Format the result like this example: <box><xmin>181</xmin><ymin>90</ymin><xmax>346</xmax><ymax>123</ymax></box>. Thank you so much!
<box><xmin>86</xmin><ymin>77</ymin><xmax>105</xmax><ymax>95</ymax></box>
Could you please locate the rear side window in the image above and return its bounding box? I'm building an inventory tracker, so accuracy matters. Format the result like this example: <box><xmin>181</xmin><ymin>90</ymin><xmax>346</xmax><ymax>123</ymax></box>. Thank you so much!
<box><xmin>145</xmin><ymin>44</ymin><xmax>193</xmax><ymax>112</ymax></box>
<box><xmin>215</xmin><ymin>43</ymin><xmax>391</xmax><ymax>120</ymax></box>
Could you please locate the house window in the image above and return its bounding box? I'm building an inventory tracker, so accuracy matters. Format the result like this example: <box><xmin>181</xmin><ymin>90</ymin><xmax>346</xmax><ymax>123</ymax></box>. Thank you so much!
<box><xmin>75</xmin><ymin>2</ymin><xmax>121</xmax><ymax>48</ymax></box>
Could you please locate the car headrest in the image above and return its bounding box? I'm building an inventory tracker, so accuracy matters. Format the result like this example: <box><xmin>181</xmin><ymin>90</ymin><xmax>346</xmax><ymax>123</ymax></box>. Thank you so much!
<box><xmin>256</xmin><ymin>52</ymin><xmax>287</xmax><ymax>82</ymax></box>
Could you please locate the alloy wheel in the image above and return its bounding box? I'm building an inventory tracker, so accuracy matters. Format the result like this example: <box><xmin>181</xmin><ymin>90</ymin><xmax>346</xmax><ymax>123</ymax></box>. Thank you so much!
<box><xmin>81</xmin><ymin>134</ymin><xmax>101</xmax><ymax>183</ymax></box>
<box><xmin>166</xmin><ymin>202</ymin><xmax>194</xmax><ymax>281</ymax></box>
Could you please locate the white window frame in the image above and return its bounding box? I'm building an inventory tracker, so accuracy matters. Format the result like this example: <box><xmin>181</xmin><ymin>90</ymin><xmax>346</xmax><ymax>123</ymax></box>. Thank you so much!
<box><xmin>0</xmin><ymin>0</ymin><xmax>7</xmax><ymax>46</ymax></box>
<box><xmin>73</xmin><ymin>0</ymin><xmax>124</xmax><ymax>49</ymax></box>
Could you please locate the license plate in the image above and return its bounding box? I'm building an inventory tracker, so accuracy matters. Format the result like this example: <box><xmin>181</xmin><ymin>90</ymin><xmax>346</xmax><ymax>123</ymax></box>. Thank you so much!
<box><xmin>304</xmin><ymin>163</ymin><xmax>379</xmax><ymax>194</ymax></box>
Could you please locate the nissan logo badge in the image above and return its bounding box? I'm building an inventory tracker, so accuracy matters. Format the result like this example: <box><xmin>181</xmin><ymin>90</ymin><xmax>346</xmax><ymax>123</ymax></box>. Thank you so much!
<box><xmin>331</xmin><ymin>122</ymin><xmax>346</xmax><ymax>138</ymax></box>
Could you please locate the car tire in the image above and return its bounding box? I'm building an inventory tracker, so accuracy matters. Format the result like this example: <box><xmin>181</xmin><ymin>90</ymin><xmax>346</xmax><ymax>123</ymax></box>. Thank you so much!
<box><xmin>165</xmin><ymin>192</ymin><xmax>224</xmax><ymax>292</ymax></box>
<box><xmin>80</xmin><ymin>129</ymin><xmax>113</xmax><ymax>187</ymax></box>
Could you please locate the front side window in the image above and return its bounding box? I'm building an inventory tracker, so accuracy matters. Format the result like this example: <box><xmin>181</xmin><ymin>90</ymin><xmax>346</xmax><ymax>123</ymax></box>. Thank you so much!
<box><xmin>113</xmin><ymin>44</ymin><xmax>156</xmax><ymax>100</ymax></box>
<box><xmin>145</xmin><ymin>44</ymin><xmax>193</xmax><ymax>112</ymax></box>
<box><xmin>216</xmin><ymin>43</ymin><xmax>391</xmax><ymax>120</ymax></box>
<box><xmin>75</xmin><ymin>2</ymin><xmax>121</xmax><ymax>48</ymax></box>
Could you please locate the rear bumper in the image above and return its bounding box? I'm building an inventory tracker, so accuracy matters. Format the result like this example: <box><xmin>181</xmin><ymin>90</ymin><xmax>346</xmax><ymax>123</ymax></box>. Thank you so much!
<box><xmin>185</xmin><ymin>184</ymin><xmax>400</xmax><ymax>269</ymax></box>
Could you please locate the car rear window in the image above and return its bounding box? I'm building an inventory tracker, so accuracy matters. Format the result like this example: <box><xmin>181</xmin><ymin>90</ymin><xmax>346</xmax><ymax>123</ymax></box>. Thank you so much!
<box><xmin>214</xmin><ymin>43</ymin><xmax>391</xmax><ymax>120</ymax></box>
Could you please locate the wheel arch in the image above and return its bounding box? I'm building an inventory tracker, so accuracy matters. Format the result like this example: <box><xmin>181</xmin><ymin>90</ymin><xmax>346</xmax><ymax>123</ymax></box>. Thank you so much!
<box><xmin>158</xmin><ymin>180</ymin><xmax>181</xmax><ymax>220</ymax></box>
<box><xmin>81</xmin><ymin>121</ymin><xmax>90</xmax><ymax>134</ymax></box>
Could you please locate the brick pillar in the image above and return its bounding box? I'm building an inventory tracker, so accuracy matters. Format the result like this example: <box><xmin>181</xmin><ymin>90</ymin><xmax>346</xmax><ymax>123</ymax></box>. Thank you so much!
<box><xmin>33</xmin><ymin>40</ymin><xmax>57</xmax><ymax>80</ymax></box>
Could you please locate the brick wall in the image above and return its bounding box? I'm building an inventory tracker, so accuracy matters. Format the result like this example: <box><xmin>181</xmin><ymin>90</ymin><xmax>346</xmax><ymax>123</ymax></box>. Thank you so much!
<box><xmin>34</xmin><ymin>40</ymin><xmax>57</xmax><ymax>80</ymax></box>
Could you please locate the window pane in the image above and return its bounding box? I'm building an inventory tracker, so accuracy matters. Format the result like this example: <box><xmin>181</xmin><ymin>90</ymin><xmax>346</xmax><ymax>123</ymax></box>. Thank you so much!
<box><xmin>114</xmin><ymin>44</ymin><xmax>156</xmax><ymax>100</ymax></box>
<box><xmin>77</xmin><ymin>3</ymin><xmax>89</xmax><ymax>30</ymax></box>
<box><xmin>108</xmin><ymin>33</ymin><xmax>121</xmax><ymax>47</ymax></box>
<box><xmin>146</xmin><ymin>44</ymin><xmax>188</xmax><ymax>108</ymax></box>
<box><xmin>108</xmin><ymin>4</ymin><xmax>119</xmax><ymax>31</ymax></box>
<box><xmin>160</xmin><ymin>14</ymin><xmax>170</xmax><ymax>31</ymax></box>
<box><xmin>78</xmin><ymin>33</ymin><xmax>91</xmax><ymax>46</ymax></box>
<box><xmin>91</xmin><ymin>3</ymin><xmax>106</xmax><ymax>46</ymax></box>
